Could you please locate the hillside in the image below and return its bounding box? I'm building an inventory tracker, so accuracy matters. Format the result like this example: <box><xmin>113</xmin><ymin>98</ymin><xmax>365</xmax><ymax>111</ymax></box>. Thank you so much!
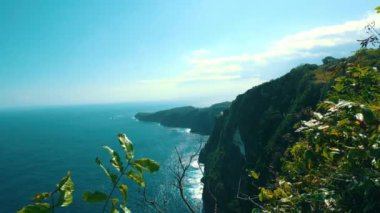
<box><xmin>199</xmin><ymin>49</ymin><xmax>380</xmax><ymax>212</ymax></box>
<box><xmin>135</xmin><ymin>102</ymin><xmax>231</xmax><ymax>135</ymax></box>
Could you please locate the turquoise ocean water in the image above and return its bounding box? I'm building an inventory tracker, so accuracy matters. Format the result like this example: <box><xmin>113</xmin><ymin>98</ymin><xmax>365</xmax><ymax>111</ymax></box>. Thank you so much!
<box><xmin>0</xmin><ymin>103</ymin><xmax>205</xmax><ymax>212</ymax></box>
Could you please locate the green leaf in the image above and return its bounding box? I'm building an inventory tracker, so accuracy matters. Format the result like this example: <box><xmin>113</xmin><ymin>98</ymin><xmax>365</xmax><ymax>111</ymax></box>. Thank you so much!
<box><xmin>251</xmin><ymin>208</ymin><xmax>261</xmax><ymax>213</ymax></box>
<box><xmin>127</xmin><ymin>170</ymin><xmax>145</xmax><ymax>187</ymax></box>
<box><xmin>111</xmin><ymin>198</ymin><xmax>120</xmax><ymax>213</ymax></box>
<box><xmin>322</xmin><ymin>147</ymin><xmax>330</xmax><ymax>160</ymax></box>
<box><xmin>56</xmin><ymin>171</ymin><xmax>72</xmax><ymax>189</ymax></box>
<box><xmin>333</xmin><ymin>82</ymin><xmax>344</xmax><ymax>92</ymax></box>
<box><xmin>258</xmin><ymin>188</ymin><xmax>273</xmax><ymax>202</ymax></box>
<box><xmin>118</xmin><ymin>184</ymin><xmax>128</xmax><ymax>203</ymax></box>
<box><xmin>132</xmin><ymin>161</ymin><xmax>143</xmax><ymax>174</ymax></box>
<box><xmin>376</xmin><ymin>6</ymin><xmax>380</xmax><ymax>14</ymax></box>
<box><xmin>118</xmin><ymin>133</ymin><xmax>134</xmax><ymax>160</ymax></box>
<box><xmin>56</xmin><ymin>172</ymin><xmax>74</xmax><ymax>207</ymax></box>
<box><xmin>82</xmin><ymin>191</ymin><xmax>108</xmax><ymax>203</ymax></box>
<box><xmin>258</xmin><ymin>191</ymin><xmax>264</xmax><ymax>202</ymax></box>
<box><xmin>96</xmin><ymin>157</ymin><xmax>118</xmax><ymax>184</ymax></box>
<box><xmin>17</xmin><ymin>203</ymin><xmax>51</xmax><ymax>213</ymax></box>
<box><xmin>337</xmin><ymin>118</ymin><xmax>349</xmax><ymax>127</ymax></box>
<box><xmin>248</xmin><ymin>170</ymin><xmax>260</xmax><ymax>180</ymax></box>
<box><xmin>315</xmin><ymin>144</ymin><xmax>320</xmax><ymax>153</ymax></box>
<box><xmin>103</xmin><ymin>145</ymin><xmax>124</xmax><ymax>172</ymax></box>
<box><xmin>32</xmin><ymin>192</ymin><xmax>50</xmax><ymax>202</ymax></box>
<box><xmin>120</xmin><ymin>204</ymin><xmax>131</xmax><ymax>213</ymax></box>
<box><xmin>57</xmin><ymin>190</ymin><xmax>74</xmax><ymax>206</ymax></box>
<box><xmin>273</xmin><ymin>188</ymin><xmax>287</xmax><ymax>199</ymax></box>
<box><xmin>133</xmin><ymin>158</ymin><xmax>160</xmax><ymax>173</ymax></box>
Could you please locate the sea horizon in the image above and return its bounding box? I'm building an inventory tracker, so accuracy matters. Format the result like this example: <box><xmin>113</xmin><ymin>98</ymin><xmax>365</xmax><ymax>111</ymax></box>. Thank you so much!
<box><xmin>0</xmin><ymin>102</ymin><xmax>206</xmax><ymax>212</ymax></box>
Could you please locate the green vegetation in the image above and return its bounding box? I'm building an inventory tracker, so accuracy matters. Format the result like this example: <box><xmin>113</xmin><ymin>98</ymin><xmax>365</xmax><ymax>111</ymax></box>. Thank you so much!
<box><xmin>83</xmin><ymin>133</ymin><xmax>159</xmax><ymax>213</ymax></box>
<box><xmin>17</xmin><ymin>7</ymin><xmax>380</xmax><ymax>213</ymax></box>
<box><xmin>17</xmin><ymin>172</ymin><xmax>74</xmax><ymax>213</ymax></box>
<box><xmin>200</xmin><ymin>61</ymin><xmax>327</xmax><ymax>212</ymax></box>
<box><xmin>135</xmin><ymin>102</ymin><xmax>231</xmax><ymax>135</ymax></box>
<box><xmin>18</xmin><ymin>133</ymin><xmax>160</xmax><ymax>213</ymax></box>
<box><xmin>257</xmin><ymin>64</ymin><xmax>380</xmax><ymax>212</ymax></box>
<box><xmin>200</xmin><ymin>48</ymin><xmax>380</xmax><ymax>212</ymax></box>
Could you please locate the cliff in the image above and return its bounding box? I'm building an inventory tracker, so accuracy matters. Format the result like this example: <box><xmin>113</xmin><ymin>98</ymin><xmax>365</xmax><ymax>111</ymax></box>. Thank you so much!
<box><xmin>199</xmin><ymin>49</ymin><xmax>380</xmax><ymax>212</ymax></box>
<box><xmin>135</xmin><ymin>102</ymin><xmax>231</xmax><ymax>135</ymax></box>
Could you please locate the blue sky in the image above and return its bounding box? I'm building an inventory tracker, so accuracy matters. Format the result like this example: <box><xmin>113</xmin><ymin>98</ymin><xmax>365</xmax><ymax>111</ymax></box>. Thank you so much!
<box><xmin>0</xmin><ymin>0</ymin><xmax>379</xmax><ymax>108</ymax></box>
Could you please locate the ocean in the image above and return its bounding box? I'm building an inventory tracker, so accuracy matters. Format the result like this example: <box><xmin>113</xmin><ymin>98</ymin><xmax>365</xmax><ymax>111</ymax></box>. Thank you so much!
<box><xmin>0</xmin><ymin>103</ymin><xmax>206</xmax><ymax>213</ymax></box>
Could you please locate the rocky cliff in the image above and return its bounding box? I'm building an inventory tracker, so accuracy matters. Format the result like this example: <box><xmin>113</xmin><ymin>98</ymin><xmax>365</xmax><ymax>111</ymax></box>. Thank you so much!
<box><xmin>199</xmin><ymin>49</ymin><xmax>380</xmax><ymax>212</ymax></box>
<box><xmin>135</xmin><ymin>102</ymin><xmax>231</xmax><ymax>135</ymax></box>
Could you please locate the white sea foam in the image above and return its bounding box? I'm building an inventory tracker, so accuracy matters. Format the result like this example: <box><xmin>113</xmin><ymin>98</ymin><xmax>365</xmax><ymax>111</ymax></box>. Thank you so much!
<box><xmin>170</xmin><ymin>127</ymin><xmax>191</xmax><ymax>133</ymax></box>
<box><xmin>190</xmin><ymin>159</ymin><xmax>203</xmax><ymax>169</ymax></box>
<box><xmin>186</xmin><ymin>158</ymin><xmax>204</xmax><ymax>200</ymax></box>
<box><xmin>189</xmin><ymin>185</ymin><xmax>204</xmax><ymax>200</ymax></box>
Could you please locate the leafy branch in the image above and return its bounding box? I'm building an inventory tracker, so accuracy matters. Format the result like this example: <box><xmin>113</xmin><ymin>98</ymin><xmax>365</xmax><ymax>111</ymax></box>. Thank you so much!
<box><xmin>17</xmin><ymin>171</ymin><xmax>74</xmax><ymax>213</ymax></box>
<box><xmin>257</xmin><ymin>64</ymin><xmax>380</xmax><ymax>211</ymax></box>
<box><xmin>82</xmin><ymin>133</ymin><xmax>160</xmax><ymax>213</ymax></box>
<box><xmin>357</xmin><ymin>6</ymin><xmax>380</xmax><ymax>48</ymax></box>
<box><xmin>18</xmin><ymin>133</ymin><xmax>160</xmax><ymax>213</ymax></box>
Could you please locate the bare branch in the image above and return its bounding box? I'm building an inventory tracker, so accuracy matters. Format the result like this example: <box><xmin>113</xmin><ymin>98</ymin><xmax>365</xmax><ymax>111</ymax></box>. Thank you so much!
<box><xmin>171</xmin><ymin>140</ymin><xmax>206</xmax><ymax>213</ymax></box>
<box><xmin>137</xmin><ymin>184</ymin><xmax>169</xmax><ymax>213</ymax></box>
<box><xmin>172</xmin><ymin>146</ymin><xmax>196</xmax><ymax>213</ymax></box>
<box><xmin>235</xmin><ymin>176</ymin><xmax>264</xmax><ymax>210</ymax></box>
<box><xmin>358</xmin><ymin>21</ymin><xmax>380</xmax><ymax>48</ymax></box>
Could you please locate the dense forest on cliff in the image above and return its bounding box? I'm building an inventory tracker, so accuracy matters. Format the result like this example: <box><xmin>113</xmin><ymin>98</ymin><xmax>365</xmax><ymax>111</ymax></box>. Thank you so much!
<box><xmin>257</xmin><ymin>50</ymin><xmax>380</xmax><ymax>212</ymax></box>
<box><xmin>199</xmin><ymin>48</ymin><xmax>380</xmax><ymax>212</ymax></box>
<box><xmin>17</xmin><ymin>6</ymin><xmax>380</xmax><ymax>213</ymax></box>
<box><xmin>135</xmin><ymin>102</ymin><xmax>231</xmax><ymax>135</ymax></box>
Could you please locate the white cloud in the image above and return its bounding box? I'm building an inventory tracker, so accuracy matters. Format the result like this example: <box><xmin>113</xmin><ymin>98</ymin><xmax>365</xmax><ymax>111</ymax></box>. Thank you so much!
<box><xmin>189</xmin><ymin>13</ymin><xmax>380</xmax><ymax>66</ymax></box>
<box><xmin>136</xmin><ymin>12</ymin><xmax>380</xmax><ymax>102</ymax></box>
<box><xmin>141</xmin><ymin>63</ymin><xmax>243</xmax><ymax>84</ymax></box>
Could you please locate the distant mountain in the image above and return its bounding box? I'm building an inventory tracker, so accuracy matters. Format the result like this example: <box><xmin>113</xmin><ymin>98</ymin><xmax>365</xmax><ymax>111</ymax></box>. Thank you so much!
<box><xmin>135</xmin><ymin>102</ymin><xmax>231</xmax><ymax>135</ymax></box>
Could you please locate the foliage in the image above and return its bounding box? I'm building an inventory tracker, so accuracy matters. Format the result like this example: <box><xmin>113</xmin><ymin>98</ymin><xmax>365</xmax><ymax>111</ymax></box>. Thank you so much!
<box><xmin>200</xmin><ymin>61</ymin><xmax>325</xmax><ymax>212</ymax></box>
<box><xmin>259</xmin><ymin>64</ymin><xmax>380</xmax><ymax>212</ymax></box>
<box><xmin>17</xmin><ymin>172</ymin><xmax>74</xmax><ymax>213</ymax></box>
<box><xmin>358</xmin><ymin>6</ymin><xmax>380</xmax><ymax>48</ymax></box>
<box><xmin>18</xmin><ymin>133</ymin><xmax>160</xmax><ymax>213</ymax></box>
<box><xmin>82</xmin><ymin>133</ymin><xmax>160</xmax><ymax>213</ymax></box>
<box><xmin>135</xmin><ymin>101</ymin><xmax>231</xmax><ymax>135</ymax></box>
<box><xmin>322</xmin><ymin>56</ymin><xmax>337</xmax><ymax>65</ymax></box>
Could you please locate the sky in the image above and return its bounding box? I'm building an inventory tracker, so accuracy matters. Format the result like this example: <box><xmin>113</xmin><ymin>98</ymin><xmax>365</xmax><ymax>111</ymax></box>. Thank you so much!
<box><xmin>0</xmin><ymin>0</ymin><xmax>379</xmax><ymax>108</ymax></box>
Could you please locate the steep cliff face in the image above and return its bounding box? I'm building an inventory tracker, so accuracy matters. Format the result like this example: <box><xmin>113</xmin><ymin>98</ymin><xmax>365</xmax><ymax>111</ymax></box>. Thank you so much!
<box><xmin>200</xmin><ymin>49</ymin><xmax>380</xmax><ymax>213</ymax></box>
<box><xmin>200</xmin><ymin>64</ymin><xmax>331</xmax><ymax>212</ymax></box>
<box><xmin>135</xmin><ymin>102</ymin><xmax>231</xmax><ymax>135</ymax></box>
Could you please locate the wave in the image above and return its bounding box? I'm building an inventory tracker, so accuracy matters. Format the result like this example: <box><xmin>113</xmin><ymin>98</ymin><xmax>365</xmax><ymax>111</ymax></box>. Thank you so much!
<box><xmin>185</xmin><ymin>158</ymin><xmax>204</xmax><ymax>200</ymax></box>
<box><xmin>173</xmin><ymin>127</ymin><xmax>191</xmax><ymax>133</ymax></box>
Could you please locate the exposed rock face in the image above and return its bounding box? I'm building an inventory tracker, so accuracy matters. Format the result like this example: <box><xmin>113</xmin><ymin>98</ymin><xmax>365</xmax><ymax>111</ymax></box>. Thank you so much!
<box><xmin>135</xmin><ymin>102</ymin><xmax>231</xmax><ymax>135</ymax></box>
<box><xmin>199</xmin><ymin>63</ymin><xmax>326</xmax><ymax>212</ymax></box>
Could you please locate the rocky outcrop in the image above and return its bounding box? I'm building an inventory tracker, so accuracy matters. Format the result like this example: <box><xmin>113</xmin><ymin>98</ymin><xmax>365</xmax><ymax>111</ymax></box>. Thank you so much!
<box><xmin>200</xmin><ymin>63</ymin><xmax>328</xmax><ymax>212</ymax></box>
<box><xmin>199</xmin><ymin>49</ymin><xmax>380</xmax><ymax>212</ymax></box>
<box><xmin>135</xmin><ymin>102</ymin><xmax>231</xmax><ymax>135</ymax></box>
